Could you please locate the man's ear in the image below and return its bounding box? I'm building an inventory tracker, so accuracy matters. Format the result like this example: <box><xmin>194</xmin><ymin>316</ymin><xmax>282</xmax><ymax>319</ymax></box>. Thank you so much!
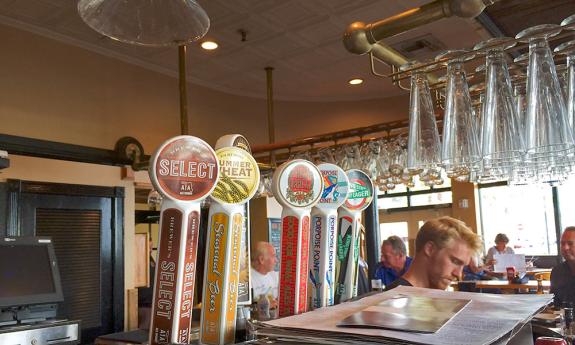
<box><xmin>423</xmin><ymin>241</ymin><xmax>435</xmax><ymax>258</ymax></box>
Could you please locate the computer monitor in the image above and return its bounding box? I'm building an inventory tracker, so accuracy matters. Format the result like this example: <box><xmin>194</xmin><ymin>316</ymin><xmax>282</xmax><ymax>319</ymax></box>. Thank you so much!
<box><xmin>0</xmin><ymin>237</ymin><xmax>64</xmax><ymax>309</ymax></box>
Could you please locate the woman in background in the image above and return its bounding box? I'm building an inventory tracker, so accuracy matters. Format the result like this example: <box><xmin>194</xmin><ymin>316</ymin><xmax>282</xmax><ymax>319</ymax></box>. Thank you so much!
<box><xmin>486</xmin><ymin>233</ymin><xmax>514</xmax><ymax>269</ymax></box>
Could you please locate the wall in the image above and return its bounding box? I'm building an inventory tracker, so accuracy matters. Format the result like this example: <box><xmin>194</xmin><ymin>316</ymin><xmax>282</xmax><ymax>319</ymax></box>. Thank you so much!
<box><xmin>0</xmin><ymin>23</ymin><xmax>409</xmax><ymax>154</ymax></box>
<box><xmin>0</xmin><ymin>23</ymin><xmax>410</xmax><ymax>329</ymax></box>
<box><xmin>451</xmin><ymin>180</ymin><xmax>480</xmax><ymax>234</ymax></box>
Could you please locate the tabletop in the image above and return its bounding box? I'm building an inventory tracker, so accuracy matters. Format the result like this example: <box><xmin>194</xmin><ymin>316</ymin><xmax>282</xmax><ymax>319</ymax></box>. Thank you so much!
<box><xmin>454</xmin><ymin>279</ymin><xmax>551</xmax><ymax>291</ymax></box>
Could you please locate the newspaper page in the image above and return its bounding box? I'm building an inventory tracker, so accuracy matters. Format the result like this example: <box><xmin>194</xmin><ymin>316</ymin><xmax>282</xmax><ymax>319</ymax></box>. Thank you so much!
<box><xmin>260</xmin><ymin>286</ymin><xmax>551</xmax><ymax>345</ymax></box>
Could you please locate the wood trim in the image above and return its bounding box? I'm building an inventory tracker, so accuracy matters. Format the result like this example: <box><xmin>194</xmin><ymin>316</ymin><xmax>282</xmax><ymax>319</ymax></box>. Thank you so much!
<box><xmin>127</xmin><ymin>289</ymin><xmax>139</xmax><ymax>331</ymax></box>
<box><xmin>7</xmin><ymin>179</ymin><xmax>124</xmax><ymax>198</ymax></box>
<box><xmin>112</xmin><ymin>193</ymin><xmax>125</xmax><ymax>332</ymax></box>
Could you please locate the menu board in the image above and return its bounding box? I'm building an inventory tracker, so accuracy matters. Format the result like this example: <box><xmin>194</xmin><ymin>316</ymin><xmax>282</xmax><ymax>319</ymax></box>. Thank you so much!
<box><xmin>268</xmin><ymin>218</ymin><xmax>282</xmax><ymax>272</ymax></box>
<box><xmin>237</xmin><ymin>203</ymin><xmax>251</xmax><ymax>305</ymax></box>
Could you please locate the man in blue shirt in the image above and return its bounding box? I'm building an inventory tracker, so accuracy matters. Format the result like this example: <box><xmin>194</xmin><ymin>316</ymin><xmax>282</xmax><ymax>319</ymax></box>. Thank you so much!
<box><xmin>374</xmin><ymin>235</ymin><xmax>412</xmax><ymax>288</ymax></box>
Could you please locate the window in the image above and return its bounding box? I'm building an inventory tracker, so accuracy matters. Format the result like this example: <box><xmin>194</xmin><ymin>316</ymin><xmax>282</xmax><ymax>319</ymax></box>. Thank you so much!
<box><xmin>379</xmin><ymin>222</ymin><xmax>409</xmax><ymax>256</ymax></box>
<box><xmin>478</xmin><ymin>184</ymin><xmax>557</xmax><ymax>256</ymax></box>
<box><xmin>557</xmin><ymin>179</ymin><xmax>575</xmax><ymax>231</ymax></box>
<box><xmin>379</xmin><ymin>188</ymin><xmax>452</xmax><ymax>210</ymax></box>
<box><xmin>378</xmin><ymin>196</ymin><xmax>408</xmax><ymax>209</ymax></box>
<box><xmin>378</xmin><ymin>170</ymin><xmax>452</xmax><ymax>211</ymax></box>
<box><xmin>385</xmin><ymin>184</ymin><xmax>407</xmax><ymax>194</ymax></box>
<box><xmin>410</xmin><ymin>191</ymin><xmax>452</xmax><ymax>207</ymax></box>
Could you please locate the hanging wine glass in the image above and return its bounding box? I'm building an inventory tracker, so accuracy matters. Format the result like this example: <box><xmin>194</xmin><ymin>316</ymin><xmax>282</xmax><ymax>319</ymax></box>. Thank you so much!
<box><xmin>474</xmin><ymin>37</ymin><xmax>526</xmax><ymax>179</ymax></box>
<box><xmin>338</xmin><ymin>145</ymin><xmax>351</xmax><ymax>170</ymax></box>
<box><xmin>555</xmin><ymin>40</ymin><xmax>575</xmax><ymax>134</ymax></box>
<box><xmin>562</xmin><ymin>14</ymin><xmax>575</xmax><ymax>30</ymax></box>
<box><xmin>516</xmin><ymin>24</ymin><xmax>575</xmax><ymax>170</ymax></box>
<box><xmin>513</xmin><ymin>52</ymin><xmax>530</xmax><ymax>67</ymax></box>
<box><xmin>78</xmin><ymin>0</ymin><xmax>210</xmax><ymax>47</ymax></box>
<box><xmin>362</xmin><ymin>141</ymin><xmax>380</xmax><ymax>181</ymax></box>
<box><xmin>388</xmin><ymin>137</ymin><xmax>406</xmax><ymax>177</ymax></box>
<box><xmin>435</xmin><ymin>49</ymin><xmax>481</xmax><ymax>179</ymax></box>
<box><xmin>317</xmin><ymin>147</ymin><xmax>337</xmax><ymax>164</ymax></box>
<box><xmin>334</xmin><ymin>145</ymin><xmax>348</xmax><ymax>170</ymax></box>
<box><xmin>469</xmin><ymin>82</ymin><xmax>486</xmax><ymax>148</ymax></box>
<box><xmin>510</xmin><ymin>73</ymin><xmax>527</xmax><ymax>132</ymax></box>
<box><xmin>402</xmin><ymin>61</ymin><xmax>442</xmax><ymax>176</ymax></box>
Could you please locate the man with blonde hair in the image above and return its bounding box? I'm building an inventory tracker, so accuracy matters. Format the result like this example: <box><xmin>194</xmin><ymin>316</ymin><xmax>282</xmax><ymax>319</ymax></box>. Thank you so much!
<box><xmin>386</xmin><ymin>216</ymin><xmax>482</xmax><ymax>290</ymax></box>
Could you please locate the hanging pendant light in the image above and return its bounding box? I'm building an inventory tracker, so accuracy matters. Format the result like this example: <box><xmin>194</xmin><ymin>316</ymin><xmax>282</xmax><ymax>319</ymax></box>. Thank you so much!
<box><xmin>78</xmin><ymin>0</ymin><xmax>210</xmax><ymax>47</ymax></box>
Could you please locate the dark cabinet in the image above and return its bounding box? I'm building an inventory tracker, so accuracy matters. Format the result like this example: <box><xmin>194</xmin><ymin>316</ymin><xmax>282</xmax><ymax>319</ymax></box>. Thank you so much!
<box><xmin>1</xmin><ymin>179</ymin><xmax>124</xmax><ymax>344</ymax></box>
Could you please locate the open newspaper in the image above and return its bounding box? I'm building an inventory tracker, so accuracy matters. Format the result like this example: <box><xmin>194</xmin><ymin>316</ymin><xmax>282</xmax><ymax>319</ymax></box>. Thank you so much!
<box><xmin>337</xmin><ymin>295</ymin><xmax>470</xmax><ymax>333</ymax></box>
<box><xmin>256</xmin><ymin>286</ymin><xmax>551</xmax><ymax>345</ymax></box>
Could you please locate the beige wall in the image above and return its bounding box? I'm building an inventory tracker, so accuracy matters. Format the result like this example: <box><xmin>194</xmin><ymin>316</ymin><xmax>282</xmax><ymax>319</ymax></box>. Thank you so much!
<box><xmin>451</xmin><ymin>180</ymin><xmax>480</xmax><ymax>234</ymax></box>
<box><xmin>0</xmin><ymin>23</ymin><xmax>409</xmax><ymax>329</ymax></box>
<box><xmin>0</xmin><ymin>23</ymin><xmax>409</xmax><ymax>153</ymax></box>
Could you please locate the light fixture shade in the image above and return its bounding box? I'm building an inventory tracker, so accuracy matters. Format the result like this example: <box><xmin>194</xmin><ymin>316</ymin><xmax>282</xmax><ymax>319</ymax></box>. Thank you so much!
<box><xmin>78</xmin><ymin>0</ymin><xmax>210</xmax><ymax>47</ymax></box>
<box><xmin>403</xmin><ymin>62</ymin><xmax>441</xmax><ymax>175</ymax></box>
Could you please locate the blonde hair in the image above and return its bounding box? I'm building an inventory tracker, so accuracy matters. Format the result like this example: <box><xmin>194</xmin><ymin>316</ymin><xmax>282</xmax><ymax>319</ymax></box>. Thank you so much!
<box><xmin>416</xmin><ymin>216</ymin><xmax>482</xmax><ymax>254</ymax></box>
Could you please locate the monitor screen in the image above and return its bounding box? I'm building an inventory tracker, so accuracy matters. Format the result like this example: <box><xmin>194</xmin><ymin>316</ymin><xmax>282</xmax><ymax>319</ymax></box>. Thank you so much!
<box><xmin>0</xmin><ymin>237</ymin><xmax>63</xmax><ymax>308</ymax></box>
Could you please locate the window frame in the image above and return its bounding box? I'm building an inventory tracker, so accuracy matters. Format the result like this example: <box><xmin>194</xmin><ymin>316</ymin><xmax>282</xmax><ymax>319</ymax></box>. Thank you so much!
<box><xmin>477</xmin><ymin>181</ymin><xmax>563</xmax><ymax>258</ymax></box>
<box><xmin>378</xmin><ymin>186</ymin><xmax>452</xmax><ymax>212</ymax></box>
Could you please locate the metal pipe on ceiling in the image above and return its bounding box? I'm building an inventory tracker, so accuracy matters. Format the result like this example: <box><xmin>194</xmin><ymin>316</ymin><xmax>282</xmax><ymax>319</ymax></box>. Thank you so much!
<box><xmin>265</xmin><ymin>66</ymin><xmax>276</xmax><ymax>166</ymax></box>
<box><xmin>343</xmin><ymin>0</ymin><xmax>496</xmax><ymax>67</ymax></box>
<box><xmin>179</xmin><ymin>45</ymin><xmax>189</xmax><ymax>135</ymax></box>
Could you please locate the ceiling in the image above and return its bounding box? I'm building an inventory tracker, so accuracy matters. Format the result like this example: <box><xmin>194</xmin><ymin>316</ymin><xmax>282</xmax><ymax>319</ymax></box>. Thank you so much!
<box><xmin>0</xmin><ymin>1</ymin><xmax>571</xmax><ymax>102</ymax></box>
<box><xmin>0</xmin><ymin>0</ymin><xmax>488</xmax><ymax>102</ymax></box>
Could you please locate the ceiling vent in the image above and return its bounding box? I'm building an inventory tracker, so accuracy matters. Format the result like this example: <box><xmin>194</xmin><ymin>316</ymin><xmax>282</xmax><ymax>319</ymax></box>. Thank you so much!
<box><xmin>390</xmin><ymin>34</ymin><xmax>447</xmax><ymax>60</ymax></box>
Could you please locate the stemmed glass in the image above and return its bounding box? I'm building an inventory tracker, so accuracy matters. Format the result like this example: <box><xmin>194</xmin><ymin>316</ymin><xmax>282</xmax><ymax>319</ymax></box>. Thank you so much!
<box><xmin>555</xmin><ymin>40</ymin><xmax>575</xmax><ymax>134</ymax></box>
<box><xmin>474</xmin><ymin>37</ymin><xmax>526</xmax><ymax>182</ymax></box>
<box><xmin>516</xmin><ymin>24</ymin><xmax>575</xmax><ymax>182</ymax></box>
<box><xmin>403</xmin><ymin>61</ymin><xmax>442</xmax><ymax>178</ymax></box>
<box><xmin>436</xmin><ymin>50</ymin><xmax>481</xmax><ymax>181</ymax></box>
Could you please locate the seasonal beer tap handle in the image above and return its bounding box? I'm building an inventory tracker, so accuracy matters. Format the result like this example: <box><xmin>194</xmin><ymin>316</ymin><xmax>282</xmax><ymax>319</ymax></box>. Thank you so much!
<box><xmin>309</xmin><ymin>163</ymin><xmax>350</xmax><ymax>310</ymax></box>
<box><xmin>272</xmin><ymin>160</ymin><xmax>323</xmax><ymax>317</ymax></box>
<box><xmin>148</xmin><ymin>136</ymin><xmax>219</xmax><ymax>345</ymax></box>
<box><xmin>200</xmin><ymin>140</ymin><xmax>260</xmax><ymax>345</ymax></box>
<box><xmin>334</xmin><ymin>169</ymin><xmax>373</xmax><ymax>304</ymax></box>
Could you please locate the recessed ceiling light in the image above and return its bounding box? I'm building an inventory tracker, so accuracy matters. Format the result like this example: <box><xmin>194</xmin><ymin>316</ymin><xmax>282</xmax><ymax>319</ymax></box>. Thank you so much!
<box><xmin>348</xmin><ymin>78</ymin><xmax>363</xmax><ymax>85</ymax></box>
<box><xmin>201</xmin><ymin>41</ymin><xmax>218</xmax><ymax>50</ymax></box>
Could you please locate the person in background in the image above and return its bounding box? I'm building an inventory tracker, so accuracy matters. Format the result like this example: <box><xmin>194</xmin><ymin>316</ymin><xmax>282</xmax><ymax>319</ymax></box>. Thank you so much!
<box><xmin>374</xmin><ymin>235</ymin><xmax>413</xmax><ymax>287</ymax></box>
<box><xmin>250</xmin><ymin>241</ymin><xmax>279</xmax><ymax>308</ymax></box>
<box><xmin>485</xmin><ymin>233</ymin><xmax>514</xmax><ymax>269</ymax></box>
<box><xmin>138</xmin><ymin>236</ymin><xmax>156</xmax><ymax>329</ymax></box>
<box><xmin>386</xmin><ymin>216</ymin><xmax>482</xmax><ymax>290</ymax></box>
<box><xmin>462</xmin><ymin>254</ymin><xmax>488</xmax><ymax>280</ymax></box>
<box><xmin>551</xmin><ymin>227</ymin><xmax>575</xmax><ymax>307</ymax></box>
